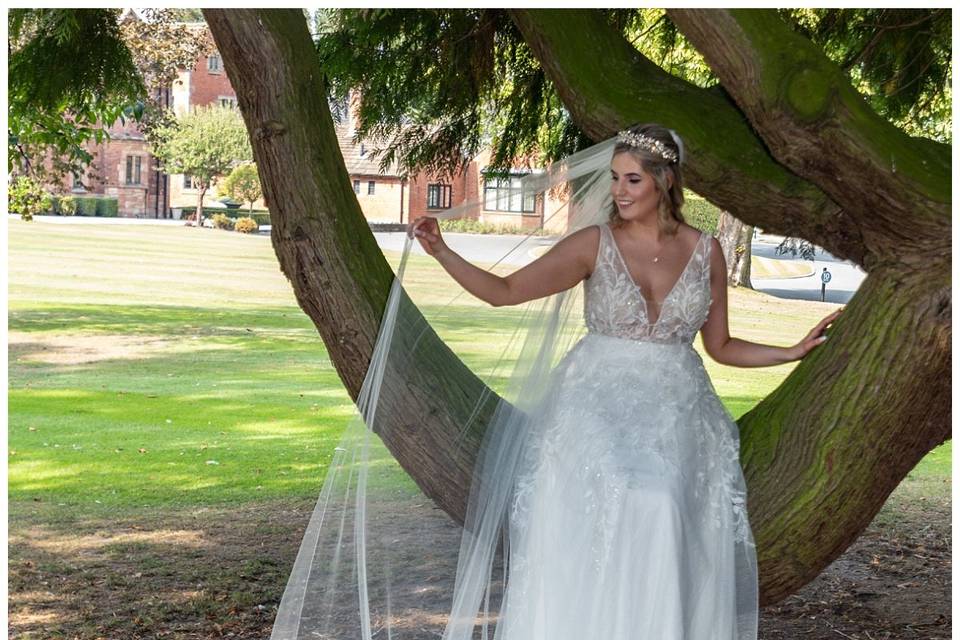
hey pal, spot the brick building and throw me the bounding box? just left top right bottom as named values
left=59, top=19, right=572, bottom=232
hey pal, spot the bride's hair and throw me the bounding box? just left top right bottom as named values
left=608, top=122, right=686, bottom=234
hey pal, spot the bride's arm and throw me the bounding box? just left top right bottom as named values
left=700, top=237, right=842, bottom=367
left=409, top=217, right=598, bottom=307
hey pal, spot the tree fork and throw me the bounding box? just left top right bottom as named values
left=510, top=8, right=950, bottom=604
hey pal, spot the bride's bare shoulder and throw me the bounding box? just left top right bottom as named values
left=557, top=224, right=603, bottom=276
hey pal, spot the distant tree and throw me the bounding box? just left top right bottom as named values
left=221, top=162, right=262, bottom=214
left=167, top=9, right=205, bottom=23
left=149, top=104, right=252, bottom=226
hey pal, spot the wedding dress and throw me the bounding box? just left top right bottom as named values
left=491, top=222, right=758, bottom=639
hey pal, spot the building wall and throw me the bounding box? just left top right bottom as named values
left=189, top=52, right=236, bottom=109
left=351, top=176, right=405, bottom=223
left=407, top=166, right=475, bottom=223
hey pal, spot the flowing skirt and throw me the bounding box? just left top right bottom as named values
left=497, top=333, right=758, bottom=640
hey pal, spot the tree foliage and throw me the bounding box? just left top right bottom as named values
left=7, top=9, right=215, bottom=186
left=316, top=8, right=950, bottom=181
left=221, top=162, right=263, bottom=214
left=783, top=8, right=951, bottom=141
left=149, top=104, right=252, bottom=220
left=8, top=9, right=145, bottom=182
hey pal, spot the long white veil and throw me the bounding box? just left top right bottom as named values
left=267, top=132, right=757, bottom=639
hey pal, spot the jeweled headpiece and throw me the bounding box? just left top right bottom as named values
left=616, top=130, right=679, bottom=164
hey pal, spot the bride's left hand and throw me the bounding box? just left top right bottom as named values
left=789, top=307, right=844, bottom=360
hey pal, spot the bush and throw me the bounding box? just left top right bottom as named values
left=180, top=207, right=269, bottom=226
left=8, top=177, right=51, bottom=221
left=75, top=196, right=99, bottom=216
left=233, top=216, right=259, bottom=233
left=437, top=218, right=550, bottom=236
left=99, top=198, right=119, bottom=217
left=59, top=195, right=77, bottom=216
left=211, top=213, right=235, bottom=230
left=681, top=194, right=721, bottom=236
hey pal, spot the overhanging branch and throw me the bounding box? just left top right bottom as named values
left=667, top=9, right=950, bottom=261
left=508, top=8, right=866, bottom=266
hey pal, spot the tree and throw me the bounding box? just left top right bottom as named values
left=149, top=104, right=252, bottom=226
left=220, top=162, right=262, bottom=215
left=202, top=9, right=949, bottom=607
left=12, top=9, right=950, bottom=606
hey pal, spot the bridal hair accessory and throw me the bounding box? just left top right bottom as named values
left=617, top=129, right=679, bottom=164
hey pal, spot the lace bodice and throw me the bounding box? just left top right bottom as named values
left=584, top=223, right=712, bottom=344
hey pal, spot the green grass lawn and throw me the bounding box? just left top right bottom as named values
left=8, top=220, right=950, bottom=514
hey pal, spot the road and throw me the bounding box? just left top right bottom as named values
left=376, top=230, right=864, bottom=305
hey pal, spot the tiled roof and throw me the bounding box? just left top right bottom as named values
left=335, top=122, right=401, bottom=178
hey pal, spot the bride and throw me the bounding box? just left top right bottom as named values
left=268, top=123, right=841, bottom=640
left=406, top=123, right=841, bottom=640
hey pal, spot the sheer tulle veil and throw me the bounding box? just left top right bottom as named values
left=267, top=129, right=757, bottom=639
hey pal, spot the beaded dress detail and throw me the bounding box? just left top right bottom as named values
left=497, top=223, right=759, bottom=640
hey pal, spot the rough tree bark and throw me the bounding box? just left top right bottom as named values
left=205, top=9, right=950, bottom=605
left=509, top=9, right=950, bottom=603
left=203, top=10, right=496, bottom=522
left=716, top=211, right=753, bottom=288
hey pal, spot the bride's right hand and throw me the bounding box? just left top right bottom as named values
left=407, top=216, right=449, bottom=258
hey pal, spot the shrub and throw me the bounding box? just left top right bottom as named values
left=233, top=216, right=259, bottom=233
left=211, top=213, right=235, bottom=230
left=75, top=196, right=99, bottom=216
left=180, top=207, right=269, bottom=225
left=8, top=177, right=51, bottom=221
left=437, top=218, right=549, bottom=236
left=59, top=195, right=77, bottom=216
left=99, top=198, right=119, bottom=217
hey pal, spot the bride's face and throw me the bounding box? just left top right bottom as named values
left=610, top=152, right=663, bottom=222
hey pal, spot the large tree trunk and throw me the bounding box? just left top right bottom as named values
left=509, top=9, right=950, bottom=604
left=204, top=10, right=497, bottom=522
left=206, top=9, right=950, bottom=606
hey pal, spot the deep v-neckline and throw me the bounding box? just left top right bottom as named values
left=606, top=223, right=705, bottom=326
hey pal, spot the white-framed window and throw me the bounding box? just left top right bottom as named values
left=218, top=95, right=238, bottom=109
left=125, top=156, right=142, bottom=185
left=353, top=179, right=360, bottom=194
left=426, top=183, right=452, bottom=209
left=367, top=181, right=376, bottom=195
left=183, top=174, right=196, bottom=190
left=482, top=174, right=535, bottom=213
left=207, top=54, right=222, bottom=73
left=72, top=172, right=85, bottom=191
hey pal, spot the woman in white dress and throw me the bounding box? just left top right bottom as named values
left=406, top=123, right=841, bottom=640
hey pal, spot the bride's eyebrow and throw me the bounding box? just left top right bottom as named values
left=610, top=170, right=642, bottom=177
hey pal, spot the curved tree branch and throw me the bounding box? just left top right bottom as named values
left=510, top=8, right=951, bottom=605
left=508, top=8, right=867, bottom=266
left=666, top=9, right=950, bottom=269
